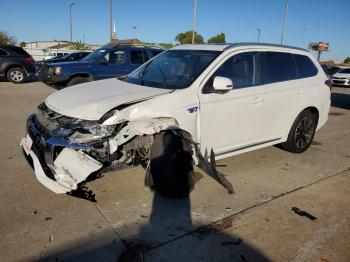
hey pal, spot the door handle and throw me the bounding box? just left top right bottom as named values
left=252, top=97, right=265, bottom=104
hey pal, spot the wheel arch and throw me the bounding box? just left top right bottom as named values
left=68, top=73, right=92, bottom=82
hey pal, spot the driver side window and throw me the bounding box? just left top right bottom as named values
left=204, top=52, right=260, bottom=93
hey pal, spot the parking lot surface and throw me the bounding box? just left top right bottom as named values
left=0, top=81, right=349, bottom=262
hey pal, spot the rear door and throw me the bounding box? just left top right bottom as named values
left=93, top=50, right=127, bottom=80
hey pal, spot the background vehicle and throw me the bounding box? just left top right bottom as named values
left=331, top=68, right=350, bottom=87
left=0, top=45, right=36, bottom=83
left=35, top=52, right=90, bottom=71
left=38, top=44, right=163, bottom=88
left=21, top=43, right=330, bottom=200
left=42, top=52, right=69, bottom=60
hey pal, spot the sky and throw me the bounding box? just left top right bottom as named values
left=0, top=0, right=349, bottom=61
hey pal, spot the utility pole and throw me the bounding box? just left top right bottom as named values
left=192, top=0, right=197, bottom=44
left=280, top=0, right=289, bottom=45
left=109, top=0, right=113, bottom=42
left=256, top=28, right=261, bottom=43
left=69, top=1, right=74, bottom=42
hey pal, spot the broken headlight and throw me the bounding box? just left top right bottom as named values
left=68, top=124, right=115, bottom=143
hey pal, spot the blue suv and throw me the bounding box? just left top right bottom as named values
left=38, top=44, right=163, bottom=88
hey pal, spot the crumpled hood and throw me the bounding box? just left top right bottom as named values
left=45, top=78, right=172, bottom=120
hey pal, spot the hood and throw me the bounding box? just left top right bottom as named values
left=333, top=72, right=350, bottom=78
left=48, top=60, right=92, bottom=67
left=45, top=78, right=172, bottom=120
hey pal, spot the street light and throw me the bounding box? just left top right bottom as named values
left=256, top=28, right=261, bottom=43
left=280, top=0, right=289, bottom=45
left=192, top=0, right=197, bottom=44
left=109, top=0, right=112, bottom=42
left=69, top=1, right=74, bottom=42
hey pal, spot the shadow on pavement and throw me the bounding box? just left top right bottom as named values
left=38, top=193, right=270, bottom=262
left=331, top=92, right=350, bottom=110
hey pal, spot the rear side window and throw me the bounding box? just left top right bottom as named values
left=152, top=50, right=162, bottom=56
left=293, top=54, right=318, bottom=78
left=5, top=46, right=29, bottom=56
left=130, top=50, right=147, bottom=64
left=0, top=48, right=7, bottom=56
left=262, top=52, right=297, bottom=84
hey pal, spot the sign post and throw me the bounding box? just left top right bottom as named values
left=308, top=42, right=329, bottom=61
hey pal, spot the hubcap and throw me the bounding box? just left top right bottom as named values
left=10, top=71, right=24, bottom=82
left=295, top=117, right=314, bottom=149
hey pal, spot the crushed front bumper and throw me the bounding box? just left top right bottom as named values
left=20, top=114, right=103, bottom=194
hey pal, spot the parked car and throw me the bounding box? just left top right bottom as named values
left=331, top=67, right=350, bottom=87
left=0, top=45, right=36, bottom=83
left=38, top=44, right=163, bottom=88
left=21, top=43, right=331, bottom=201
left=35, top=51, right=91, bottom=71
left=43, top=52, right=69, bottom=60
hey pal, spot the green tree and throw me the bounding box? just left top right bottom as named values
left=0, top=31, right=16, bottom=45
left=344, top=57, right=350, bottom=63
left=159, top=43, right=174, bottom=49
left=69, top=41, right=91, bottom=50
left=175, top=31, right=204, bottom=44
left=19, top=41, right=26, bottom=47
left=207, top=33, right=226, bottom=43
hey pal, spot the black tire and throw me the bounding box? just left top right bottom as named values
left=67, top=76, right=90, bottom=87
left=150, top=131, right=194, bottom=198
left=281, top=110, right=317, bottom=153
left=6, top=67, right=26, bottom=83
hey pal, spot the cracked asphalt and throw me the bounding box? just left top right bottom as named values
left=0, top=81, right=349, bottom=262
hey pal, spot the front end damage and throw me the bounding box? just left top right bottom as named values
left=20, top=104, right=233, bottom=201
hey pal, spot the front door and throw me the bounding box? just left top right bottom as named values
left=93, top=50, right=127, bottom=80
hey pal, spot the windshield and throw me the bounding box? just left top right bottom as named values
left=82, top=49, right=107, bottom=62
left=124, top=50, right=221, bottom=89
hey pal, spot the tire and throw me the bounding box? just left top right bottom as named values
left=6, top=67, right=26, bottom=83
left=150, top=131, right=194, bottom=198
left=67, top=76, right=90, bottom=87
left=281, top=110, right=317, bottom=153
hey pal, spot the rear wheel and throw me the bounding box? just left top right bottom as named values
left=150, top=131, right=194, bottom=198
left=67, top=76, right=90, bottom=87
left=281, top=110, right=316, bottom=153
left=7, top=67, right=26, bottom=83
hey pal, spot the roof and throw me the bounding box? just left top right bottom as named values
left=171, top=42, right=309, bottom=53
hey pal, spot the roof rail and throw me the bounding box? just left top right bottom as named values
left=223, top=42, right=309, bottom=52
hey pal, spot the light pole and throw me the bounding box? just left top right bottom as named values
left=280, top=0, right=289, bottom=45
left=192, top=0, right=197, bottom=44
left=256, top=28, right=261, bottom=43
left=109, top=0, right=112, bottom=42
left=69, top=1, right=74, bottom=42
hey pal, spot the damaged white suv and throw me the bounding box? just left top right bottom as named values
left=21, top=43, right=331, bottom=201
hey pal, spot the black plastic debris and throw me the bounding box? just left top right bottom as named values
left=291, top=207, right=317, bottom=220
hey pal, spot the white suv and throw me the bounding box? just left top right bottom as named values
left=331, top=67, right=350, bottom=87
left=20, top=43, right=331, bottom=200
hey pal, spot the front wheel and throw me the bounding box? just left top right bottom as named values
left=149, top=131, right=194, bottom=198
left=281, top=110, right=317, bottom=153
left=7, top=67, right=26, bottom=83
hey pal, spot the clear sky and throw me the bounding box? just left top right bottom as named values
left=1, top=0, right=349, bottom=61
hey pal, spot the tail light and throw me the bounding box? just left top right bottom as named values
left=24, top=56, right=34, bottom=64
left=325, top=79, right=332, bottom=91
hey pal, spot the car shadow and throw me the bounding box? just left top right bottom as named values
left=38, top=132, right=270, bottom=262
left=331, top=92, right=350, bottom=110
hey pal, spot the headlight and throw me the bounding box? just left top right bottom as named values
left=53, top=67, right=61, bottom=75
left=68, top=124, right=115, bottom=143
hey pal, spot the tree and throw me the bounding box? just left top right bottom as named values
left=69, top=41, right=91, bottom=50
left=0, top=31, right=16, bottom=45
left=175, top=31, right=204, bottom=44
left=207, top=33, right=226, bottom=44
left=159, top=43, right=173, bottom=49
left=344, top=57, right=350, bottom=64
left=19, top=41, right=26, bottom=47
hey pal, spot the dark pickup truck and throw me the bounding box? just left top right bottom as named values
left=38, top=44, right=163, bottom=88
left=0, top=45, right=36, bottom=83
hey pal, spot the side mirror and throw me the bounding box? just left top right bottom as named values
left=212, top=76, right=233, bottom=92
